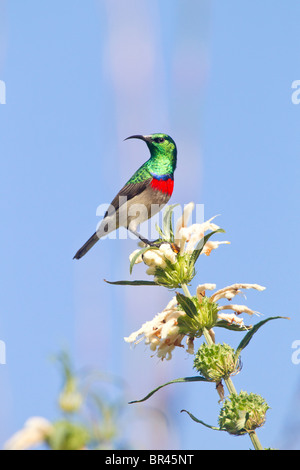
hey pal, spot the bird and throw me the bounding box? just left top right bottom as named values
left=73, top=133, right=177, bottom=260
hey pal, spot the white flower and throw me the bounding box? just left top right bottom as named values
left=202, top=240, right=230, bottom=256
left=217, top=312, right=245, bottom=327
left=124, top=297, right=193, bottom=361
left=4, top=417, right=53, bottom=450
left=128, top=203, right=229, bottom=278
left=125, top=283, right=265, bottom=360
left=129, top=249, right=144, bottom=265
left=143, top=250, right=166, bottom=268
left=198, top=282, right=266, bottom=327
left=211, top=283, right=266, bottom=303
left=146, top=266, right=156, bottom=276
left=174, top=211, right=230, bottom=257
left=130, top=245, right=176, bottom=271
left=196, top=283, right=217, bottom=299
left=158, top=243, right=177, bottom=264
left=174, top=202, right=195, bottom=245
left=218, top=304, right=260, bottom=317
left=186, top=336, right=195, bottom=355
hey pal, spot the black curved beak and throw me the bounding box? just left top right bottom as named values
left=124, top=135, right=151, bottom=142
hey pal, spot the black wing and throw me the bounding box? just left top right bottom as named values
left=104, top=179, right=152, bottom=218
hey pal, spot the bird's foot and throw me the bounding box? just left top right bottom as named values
left=141, top=237, right=180, bottom=254
left=150, top=240, right=180, bottom=254
left=128, top=229, right=179, bottom=253
left=128, top=228, right=180, bottom=254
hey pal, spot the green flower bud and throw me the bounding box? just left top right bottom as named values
left=47, top=421, right=90, bottom=450
left=58, top=378, right=83, bottom=413
left=177, top=296, right=218, bottom=338
left=193, top=343, right=240, bottom=381
left=218, top=391, right=270, bottom=435
left=154, top=253, right=195, bottom=289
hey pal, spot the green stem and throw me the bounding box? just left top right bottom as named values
left=224, top=377, right=237, bottom=396
left=248, top=432, right=264, bottom=451
left=181, top=283, right=192, bottom=298
left=202, top=327, right=214, bottom=346
left=181, top=282, right=264, bottom=451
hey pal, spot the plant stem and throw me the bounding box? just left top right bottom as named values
left=224, top=377, right=237, bottom=396
left=181, top=282, right=264, bottom=451
left=202, top=327, right=214, bottom=346
left=181, top=283, right=192, bottom=298
left=248, top=432, right=264, bottom=451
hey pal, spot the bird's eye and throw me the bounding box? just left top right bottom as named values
left=154, top=137, right=165, bottom=143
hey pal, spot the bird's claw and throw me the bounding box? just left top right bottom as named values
left=146, top=239, right=180, bottom=253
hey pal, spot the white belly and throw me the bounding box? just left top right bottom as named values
left=96, top=187, right=171, bottom=238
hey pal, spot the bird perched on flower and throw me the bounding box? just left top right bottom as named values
left=73, top=134, right=177, bottom=260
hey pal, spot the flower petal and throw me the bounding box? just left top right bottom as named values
left=174, top=202, right=195, bottom=243
left=177, top=227, right=190, bottom=254
left=129, top=249, right=144, bottom=265
left=196, top=284, right=216, bottom=303
left=218, top=304, right=260, bottom=316
left=202, top=240, right=230, bottom=256
left=217, top=312, right=245, bottom=326
left=124, top=299, right=189, bottom=360
left=158, top=243, right=177, bottom=264
left=211, top=283, right=266, bottom=302
left=4, top=417, right=53, bottom=450
left=143, top=250, right=166, bottom=268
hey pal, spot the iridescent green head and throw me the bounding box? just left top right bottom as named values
left=125, top=133, right=177, bottom=161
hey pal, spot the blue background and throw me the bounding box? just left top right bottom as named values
left=0, top=0, right=300, bottom=450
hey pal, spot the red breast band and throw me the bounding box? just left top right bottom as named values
left=150, top=178, right=174, bottom=196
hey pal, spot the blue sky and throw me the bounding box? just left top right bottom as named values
left=0, top=0, right=300, bottom=450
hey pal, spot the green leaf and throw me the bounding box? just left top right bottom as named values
left=155, top=223, right=165, bottom=240
left=163, top=204, right=178, bottom=241
left=181, top=410, right=222, bottom=431
left=214, top=320, right=252, bottom=332
left=235, top=316, right=289, bottom=362
left=129, top=246, right=158, bottom=274
left=129, top=376, right=209, bottom=404
left=190, top=229, right=225, bottom=266
left=176, top=292, right=198, bottom=318
left=104, top=279, right=158, bottom=286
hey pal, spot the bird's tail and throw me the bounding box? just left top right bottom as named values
left=73, top=232, right=99, bottom=260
